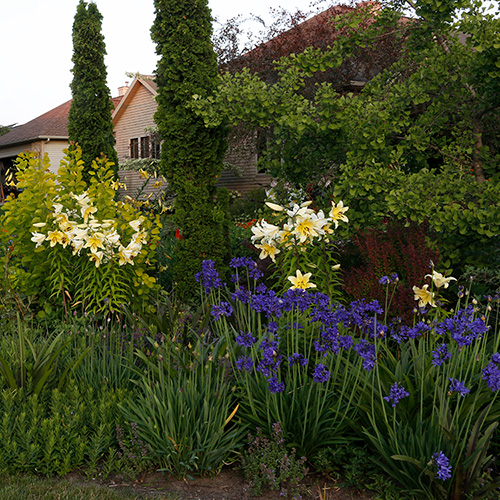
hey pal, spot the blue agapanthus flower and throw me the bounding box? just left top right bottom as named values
left=432, top=451, right=452, bottom=481
left=313, top=363, right=330, bottom=383
left=383, top=382, right=410, bottom=407
left=448, top=378, right=470, bottom=397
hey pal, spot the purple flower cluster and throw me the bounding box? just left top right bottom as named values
left=210, top=301, right=233, bottom=321
left=435, top=306, right=488, bottom=347
left=392, top=321, right=431, bottom=343
left=432, top=451, right=452, bottom=481
left=236, top=331, right=257, bottom=348
left=448, top=378, right=469, bottom=397
left=353, top=339, right=377, bottom=371
left=256, top=337, right=283, bottom=377
left=379, top=274, right=399, bottom=285
left=268, top=376, right=285, bottom=394
left=383, top=382, right=410, bottom=407
left=230, top=257, right=264, bottom=280
left=313, top=363, right=330, bottom=383
left=288, top=353, right=308, bottom=367
left=482, top=353, right=500, bottom=391
left=236, top=355, right=254, bottom=372
left=195, top=260, right=224, bottom=293
left=232, top=287, right=251, bottom=304
left=432, top=343, right=452, bottom=367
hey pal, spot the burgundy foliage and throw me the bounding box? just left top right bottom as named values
left=341, top=221, right=439, bottom=323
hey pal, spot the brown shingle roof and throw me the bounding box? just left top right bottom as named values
left=0, top=96, right=123, bottom=148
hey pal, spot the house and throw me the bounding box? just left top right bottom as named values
left=113, top=75, right=271, bottom=198
left=0, top=95, right=123, bottom=201
left=0, top=75, right=271, bottom=202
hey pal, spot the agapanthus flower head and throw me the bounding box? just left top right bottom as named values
left=195, top=260, right=224, bottom=293
left=267, top=376, right=285, bottom=394
left=288, top=353, right=308, bottom=367
left=354, top=339, right=377, bottom=371
left=431, top=451, right=452, bottom=481
left=236, top=331, right=256, bottom=348
left=379, top=273, right=399, bottom=285
left=383, top=382, right=410, bottom=407
left=448, top=378, right=470, bottom=397
left=432, top=343, right=452, bottom=366
left=313, top=363, right=331, bottom=383
left=210, top=302, right=233, bottom=321
left=235, top=355, right=253, bottom=372
left=482, top=360, right=500, bottom=391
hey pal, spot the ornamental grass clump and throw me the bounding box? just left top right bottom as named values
left=0, top=147, right=162, bottom=316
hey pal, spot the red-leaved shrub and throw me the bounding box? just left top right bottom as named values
left=341, top=221, right=439, bottom=323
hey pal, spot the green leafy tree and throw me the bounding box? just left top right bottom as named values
left=68, top=0, right=118, bottom=178
left=193, top=0, right=500, bottom=271
left=152, top=0, right=230, bottom=298
left=0, top=125, right=10, bottom=137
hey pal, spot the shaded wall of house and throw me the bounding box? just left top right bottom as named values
left=118, top=136, right=272, bottom=201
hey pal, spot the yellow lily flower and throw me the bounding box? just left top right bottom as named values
left=329, top=200, right=349, bottom=228
left=288, top=270, right=317, bottom=290
left=255, top=242, right=281, bottom=262
left=89, top=251, right=104, bottom=268
left=31, top=232, right=46, bottom=248
left=46, top=230, right=64, bottom=247
left=413, top=284, right=437, bottom=308
left=84, top=232, right=105, bottom=254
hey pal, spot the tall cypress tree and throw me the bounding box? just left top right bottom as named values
left=152, top=0, right=230, bottom=297
left=68, top=0, right=118, bottom=176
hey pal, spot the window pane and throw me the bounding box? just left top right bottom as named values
left=130, top=138, right=139, bottom=159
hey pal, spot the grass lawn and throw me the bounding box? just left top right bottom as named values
left=0, top=475, right=178, bottom=500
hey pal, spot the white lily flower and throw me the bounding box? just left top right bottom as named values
left=425, top=270, right=457, bottom=289
left=31, top=232, right=46, bottom=247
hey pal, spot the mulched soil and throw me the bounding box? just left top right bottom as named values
left=67, top=467, right=376, bottom=500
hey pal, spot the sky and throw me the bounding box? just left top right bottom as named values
left=0, top=0, right=325, bottom=127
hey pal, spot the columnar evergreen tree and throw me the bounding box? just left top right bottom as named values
left=152, top=0, right=230, bottom=297
left=68, top=0, right=118, bottom=177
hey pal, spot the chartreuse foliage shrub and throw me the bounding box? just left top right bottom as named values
left=152, top=0, right=230, bottom=298
left=198, top=256, right=500, bottom=498
left=0, top=147, right=162, bottom=316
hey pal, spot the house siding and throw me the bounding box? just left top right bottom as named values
left=42, top=140, right=70, bottom=173
left=115, top=83, right=157, bottom=162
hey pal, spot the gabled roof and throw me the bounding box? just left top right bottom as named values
left=0, top=96, right=123, bottom=149
left=112, top=75, right=157, bottom=122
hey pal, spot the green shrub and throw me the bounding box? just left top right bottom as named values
left=0, top=383, right=130, bottom=476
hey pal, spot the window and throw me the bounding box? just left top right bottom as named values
left=140, top=136, right=150, bottom=159
left=130, top=138, right=139, bottom=159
